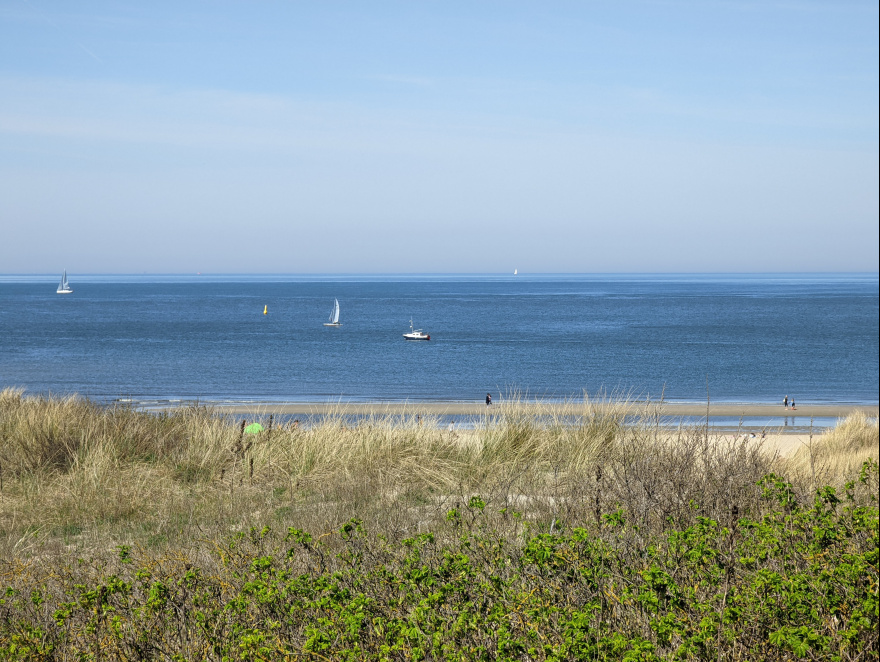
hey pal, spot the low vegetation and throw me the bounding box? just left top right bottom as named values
left=0, top=389, right=877, bottom=660
left=788, top=410, right=880, bottom=485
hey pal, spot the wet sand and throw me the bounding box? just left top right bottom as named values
left=209, top=401, right=876, bottom=420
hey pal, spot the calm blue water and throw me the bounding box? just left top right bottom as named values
left=1, top=274, right=877, bottom=405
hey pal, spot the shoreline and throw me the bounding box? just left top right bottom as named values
left=191, top=401, right=877, bottom=418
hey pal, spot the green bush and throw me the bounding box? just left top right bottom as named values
left=1, top=461, right=877, bottom=661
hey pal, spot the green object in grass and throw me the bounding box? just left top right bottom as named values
left=244, top=423, right=264, bottom=434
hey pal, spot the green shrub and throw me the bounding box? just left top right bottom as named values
left=1, top=461, right=876, bottom=661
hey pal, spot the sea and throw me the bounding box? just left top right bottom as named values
left=1, top=274, right=877, bottom=426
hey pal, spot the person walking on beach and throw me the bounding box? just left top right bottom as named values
left=486, top=393, right=492, bottom=406
left=790, top=398, right=795, bottom=410
left=783, top=395, right=788, bottom=409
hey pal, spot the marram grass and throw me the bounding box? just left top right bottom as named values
left=0, top=388, right=876, bottom=555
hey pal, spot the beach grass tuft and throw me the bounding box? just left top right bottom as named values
left=788, top=410, right=879, bottom=485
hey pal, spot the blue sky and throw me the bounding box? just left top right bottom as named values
left=1, top=1, right=877, bottom=273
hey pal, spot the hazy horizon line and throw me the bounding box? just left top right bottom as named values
left=3, top=271, right=877, bottom=281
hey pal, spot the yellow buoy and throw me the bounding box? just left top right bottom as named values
left=263, top=305, right=268, bottom=315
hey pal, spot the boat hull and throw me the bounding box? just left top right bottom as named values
left=323, top=323, right=342, bottom=327
left=56, top=289, right=73, bottom=294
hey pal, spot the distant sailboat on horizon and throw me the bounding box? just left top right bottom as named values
left=324, top=298, right=342, bottom=326
left=513, top=268, right=518, bottom=275
left=56, top=270, right=73, bottom=294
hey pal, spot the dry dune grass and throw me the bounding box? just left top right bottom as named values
left=0, top=388, right=874, bottom=559
left=787, top=410, right=879, bottom=486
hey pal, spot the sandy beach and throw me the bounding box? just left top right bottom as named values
left=209, top=400, right=876, bottom=419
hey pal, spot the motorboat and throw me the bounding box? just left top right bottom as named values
left=403, top=319, right=430, bottom=340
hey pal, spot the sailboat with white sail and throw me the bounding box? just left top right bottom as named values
left=56, top=270, right=73, bottom=294
left=323, top=298, right=342, bottom=326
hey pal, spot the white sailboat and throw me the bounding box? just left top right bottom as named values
left=513, top=268, right=518, bottom=275
left=323, top=298, right=342, bottom=326
left=403, top=319, right=430, bottom=341
left=56, top=270, right=73, bottom=294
